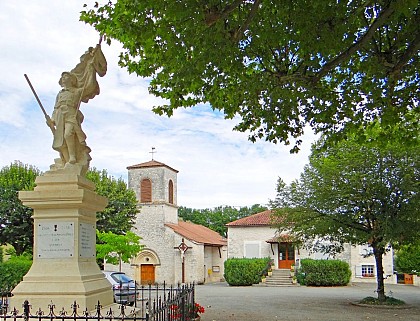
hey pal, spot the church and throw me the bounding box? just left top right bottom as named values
left=112, top=159, right=227, bottom=285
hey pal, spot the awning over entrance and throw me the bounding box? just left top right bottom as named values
left=266, top=234, right=293, bottom=243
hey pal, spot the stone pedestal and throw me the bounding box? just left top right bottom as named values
left=10, top=173, right=114, bottom=312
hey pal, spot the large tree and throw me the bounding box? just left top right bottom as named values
left=271, top=135, right=420, bottom=301
left=81, top=1, right=419, bottom=152
left=0, top=162, right=41, bottom=255
left=86, top=168, right=138, bottom=235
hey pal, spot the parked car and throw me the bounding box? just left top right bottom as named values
left=102, top=271, right=137, bottom=305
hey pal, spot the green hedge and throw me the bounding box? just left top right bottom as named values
left=0, top=256, right=32, bottom=290
left=299, top=259, right=351, bottom=286
left=224, top=257, right=270, bottom=286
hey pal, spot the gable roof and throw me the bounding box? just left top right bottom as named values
left=165, top=221, right=227, bottom=246
left=226, top=209, right=273, bottom=227
left=127, top=160, right=179, bottom=173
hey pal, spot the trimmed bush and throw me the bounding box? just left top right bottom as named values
left=224, top=257, right=270, bottom=286
left=299, top=259, right=351, bottom=286
left=0, top=255, right=32, bottom=290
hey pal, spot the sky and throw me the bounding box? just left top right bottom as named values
left=0, top=1, right=317, bottom=209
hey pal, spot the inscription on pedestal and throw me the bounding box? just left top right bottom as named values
left=79, top=222, right=95, bottom=258
left=37, top=222, right=74, bottom=258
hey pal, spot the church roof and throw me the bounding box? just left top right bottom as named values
left=226, top=209, right=274, bottom=227
left=127, top=160, right=179, bottom=173
left=165, top=221, right=227, bottom=246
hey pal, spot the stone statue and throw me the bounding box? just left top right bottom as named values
left=46, top=44, right=107, bottom=175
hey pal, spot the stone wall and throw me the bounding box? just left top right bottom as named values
left=227, top=226, right=277, bottom=263
left=204, top=245, right=227, bottom=282
left=128, top=165, right=178, bottom=207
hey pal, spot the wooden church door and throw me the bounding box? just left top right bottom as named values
left=140, top=264, right=155, bottom=285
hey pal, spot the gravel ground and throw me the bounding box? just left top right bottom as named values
left=195, top=282, right=420, bottom=321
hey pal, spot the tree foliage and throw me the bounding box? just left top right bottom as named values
left=394, top=244, right=420, bottom=275
left=0, top=164, right=138, bottom=257
left=0, top=162, right=41, bottom=255
left=86, top=168, right=138, bottom=234
left=178, top=204, right=267, bottom=237
left=81, top=1, right=419, bottom=152
left=96, top=230, right=143, bottom=271
left=0, top=254, right=32, bottom=290
left=271, top=135, right=420, bottom=300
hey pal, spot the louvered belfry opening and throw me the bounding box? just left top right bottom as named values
left=140, top=178, right=152, bottom=203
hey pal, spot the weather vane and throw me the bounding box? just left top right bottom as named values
left=150, top=147, right=157, bottom=160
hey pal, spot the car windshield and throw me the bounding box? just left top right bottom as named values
left=111, top=273, right=133, bottom=283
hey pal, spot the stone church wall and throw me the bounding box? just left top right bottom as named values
left=128, top=166, right=177, bottom=205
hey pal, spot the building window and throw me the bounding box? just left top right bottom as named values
left=140, top=179, right=152, bottom=203
left=362, top=265, right=375, bottom=277
left=168, top=180, right=174, bottom=204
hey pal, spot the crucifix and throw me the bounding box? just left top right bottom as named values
left=174, top=238, right=192, bottom=283
left=149, top=147, right=157, bottom=160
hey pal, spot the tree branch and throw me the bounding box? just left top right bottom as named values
left=204, top=0, right=245, bottom=26
left=389, top=30, right=420, bottom=81
left=233, top=0, right=261, bottom=41
left=312, top=2, right=396, bottom=82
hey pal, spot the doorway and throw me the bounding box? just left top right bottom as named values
left=140, top=264, right=155, bottom=285
left=278, top=242, right=295, bottom=269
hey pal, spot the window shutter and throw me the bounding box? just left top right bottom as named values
left=355, top=265, right=362, bottom=277
left=141, top=179, right=152, bottom=203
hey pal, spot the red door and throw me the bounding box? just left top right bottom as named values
left=141, top=264, right=155, bottom=285
left=278, top=242, right=295, bottom=269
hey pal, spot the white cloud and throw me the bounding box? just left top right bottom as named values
left=0, top=1, right=316, bottom=209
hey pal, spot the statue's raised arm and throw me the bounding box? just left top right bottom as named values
left=48, top=43, right=107, bottom=176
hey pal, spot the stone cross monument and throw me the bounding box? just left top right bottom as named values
left=11, top=42, right=113, bottom=311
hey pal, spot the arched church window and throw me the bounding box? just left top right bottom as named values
left=141, top=178, right=152, bottom=203
left=168, top=180, right=174, bottom=204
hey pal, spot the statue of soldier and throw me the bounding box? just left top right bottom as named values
left=46, top=44, right=107, bottom=175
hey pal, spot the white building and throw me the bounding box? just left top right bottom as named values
left=226, top=210, right=396, bottom=284
left=109, top=159, right=227, bottom=285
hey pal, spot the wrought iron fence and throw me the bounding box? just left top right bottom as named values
left=0, top=283, right=195, bottom=321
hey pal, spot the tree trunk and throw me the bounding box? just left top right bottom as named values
left=373, top=247, right=386, bottom=301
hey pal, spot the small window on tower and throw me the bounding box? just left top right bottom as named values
left=141, top=179, right=152, bottom=203
left=168, top=180, right=174, bottom=204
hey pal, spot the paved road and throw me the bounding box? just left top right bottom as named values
left=195, top=282, right=420, bottom=321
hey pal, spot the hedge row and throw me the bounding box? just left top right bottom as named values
left=0, top=256, right=32, bottom=290
left=299, top=258, right=351, bottom=286
left=224, top=257, right=270, bottom=286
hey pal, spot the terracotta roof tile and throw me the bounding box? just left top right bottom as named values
left=226, top=210, right=274, bottom=226
left=165, top=221, right=227, bottom=246
left=127, top=160, right=179, bottom=173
